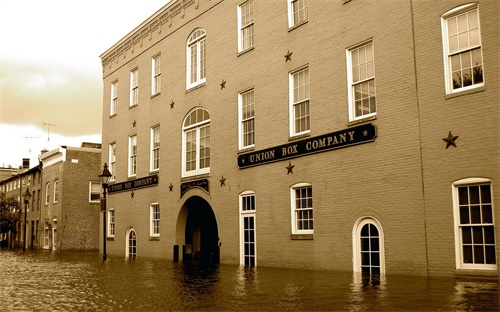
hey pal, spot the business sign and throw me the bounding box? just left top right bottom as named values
left=181, top=179, right=209, bottom=197
left=108, top=175, right=159, bottom=194
left=238, top=123, right=376, bottom=169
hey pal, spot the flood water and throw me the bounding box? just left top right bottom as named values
left=0, top=250, right=498, bottom=311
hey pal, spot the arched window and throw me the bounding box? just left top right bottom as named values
left=240, top=191, right=256, bottom=266
left=182, top=108, right=210, bottom=177
left=186, top=29, right=206, bottom=89
left=126, top=228, right=137, bottom=259
left=353, top=217, right=385, bottom=276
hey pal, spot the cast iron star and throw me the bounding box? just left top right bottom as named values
left=286, top=161, right=295, bottom=175
left=220, top=79, right=226, bottom=90
left=170, top=100, right=175, bottom=109
left=133, top=120, right=137, bottom=127
left=131, top=191, right=135, bottom=198
left=219, top=176, right=226, bottom=186
left=284, top=50, right=293, bottom=62
left=169, top=183, right=174, bottom=192
left=443, top=131, right=459, bottom=149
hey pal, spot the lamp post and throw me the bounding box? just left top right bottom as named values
left=98, top=163, right=112, bottom=261
left=22, top=188, right=32, bottom=252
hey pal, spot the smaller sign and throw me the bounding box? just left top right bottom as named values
left=180, top=179, right=209, bottom=197
left=108, top=175, right=159, bottom=194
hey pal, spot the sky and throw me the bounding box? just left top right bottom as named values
left=0, top=0, right=170, bottom=168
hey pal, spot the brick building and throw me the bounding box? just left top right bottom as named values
left=99, top=0, right=499, bottom=277
left=39, top=144, right=101, bottom=251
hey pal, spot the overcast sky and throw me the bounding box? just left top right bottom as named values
left=0, top=0, right=169, bottom=168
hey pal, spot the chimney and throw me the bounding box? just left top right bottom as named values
left=22, top=158, right=30, bottom=169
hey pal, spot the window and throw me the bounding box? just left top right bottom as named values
left=152, top=54, right=161, bottom=95
left=126, top=228, right=137, bottom=259
left=290, top=183, right=313, bottom=234
left=441, top=4, right=484, bottom=94
left=150, top=204, right=160, bottom=237
left=130, top=68, right=138, bottom=107
left=453, top=178, right=496, bottom=270
left=89, top=182, right=100, bottom=203
left=53, top=180, right=59, bottom=203
left=240, top=191, right=256, bottom=266
left=45, top=183, right=50, bottom=205
left=186, top=29, right=206, bottom=89
left=238, top=0, right=254, bottom=53
left=289, top=66, right=310, bottom=136
left=288, top=0, right=308, bottom=28
left=110, top=80, right=118, bottom=116
left=353, top=217, right=385, bottom=276
left=150, top=126, right=160, bottom=172
left=347, top=40, right=376, bottom=122
left=182, top=108, right=210, bottom=177
left=128, top=135, right=137, bottom=177
left=108, top=209, right=115, bottom=238
left=43, top=222, right=49, bottom=249
left=109, top=143, right=116, bottom=181
left=238, top=88, right=255, bottom=149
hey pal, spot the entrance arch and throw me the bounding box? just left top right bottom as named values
left=176, top=195, right=219, bottom=265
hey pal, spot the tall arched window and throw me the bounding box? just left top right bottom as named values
left=126, top=228, right=137, bottom=259
left=353, top=217, right=385, bottom=276
left=186, top=29, right=206, bottom=89
left=182, top=108, right=210, bottom=177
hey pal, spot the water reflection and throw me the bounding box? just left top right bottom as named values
left=0, top=250, right=498, bottom=311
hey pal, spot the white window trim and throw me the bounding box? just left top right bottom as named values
left=352, top=217, right=385, bottom=275
left=89, top=181, right=100, bottom=203
left=346, top=39, right=377, bottom=122
left=441, top=3, right=484, bottom=95
left=239, top=191, right=257, bottom=266
left=126, top=227, right=137, bottom=259
left=53, top=180, right=58, bottom=204
left=237, top=0, right=254, bottom=53
left=128, top=135, right=137, bottom=178
left=181, top=108, right=211, bottom=178
left=452, top=177, right=496, bottom=270
left=151, top=54, right=161, bottom=96
left=290, top=182, right=313, bottom=235
left=186, top=29, right=207, bottom=90
left=110, top=80, right=118, bottom=116
left=130, top=68, right=138, bottom=107
left=150, top=126, right=160, bottom=172
left=109, top=142, right=116, bottom=181
left=289, top=65, right=311, bottom=137
left=238, top=87, right=255, bottom=150
left=45, top=183, right=50, bottom=205
left=150, top=203, right=160, bottom=238
left=108, top=209, right=115, bottom=238
left=287, top=0, right=308, bottom=29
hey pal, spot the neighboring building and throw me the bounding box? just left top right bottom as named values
left=99, top=0, right=499, bottom=277
left=38, top=144, right=102, bottom=251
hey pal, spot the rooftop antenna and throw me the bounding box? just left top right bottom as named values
left=38, top=121, right=60, bottom=148
left=20, top=135, right=41, bottom=154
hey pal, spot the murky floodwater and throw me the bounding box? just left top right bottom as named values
left=0, top=250, right=498, bottom=311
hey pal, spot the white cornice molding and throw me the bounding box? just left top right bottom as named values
left=39, top=147, right=67, bottom=168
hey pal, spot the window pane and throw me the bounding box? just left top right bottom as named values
left=472, top=226, right=483, bottom=244
left=473, top=246, right=484, bottom=263
left=463, top=245, right=473, bottom=263
left=469, top=186, right=479, bottom=204
left=371, top=252, right=380, bottom=266
left=470, top=206, right=481, bottom=224
left=480, top=184, right=491, bottom=204
left=462, top=227, right=472, bottom=244
left=459, top=206, right=470, bottom=224
left=482, top=205, right=492, bottom=224
left=458, top=187, right=469, bottom=204
left=485, top=246, right=496, bottom=264
left=484, top=226, right=495, bottom=244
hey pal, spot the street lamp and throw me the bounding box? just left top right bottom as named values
left=22, top=188, right=32, bottom=252
left=98, top=163, right=112, bottom=261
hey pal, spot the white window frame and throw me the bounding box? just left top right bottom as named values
left=186, top=29, right=206, bottom=90
left=452, top=177, right=496, bottom=270
left=237, top=0, right=254, bottom=53
left=110, top=80, right=118, bottom=116
left=150, top=203, right=160, bottom=237
left=240, top=191, right=257, bottom=266
left=53, top=180, right=59, bottom=203
left=128, top=135, right=137, bottom=177
left=182, top=108, right=211, bottom=178
left=352, top=217, right=385, bottom=275
left=126, top=228, right=137, bottom=259
left=45, top=182, right=50, bottom=205
left=287, top=0, right=309, bottom=29
left=151, top=54, right=161, bottom=95
left=238, top=88, right=255, bottom=150
left=43, top=222, right=50, bottom=249
left=346, top=39, right=377, bottom=122
left=109, top=142, right=116, bottom=181
left=441, top=3, right=484, bottom=94
left=89, top=181, right=101, bottom=203
left=289, top=66, right=310, bottom=137
left=108, top=209, right=115, bottom=238
left=150, top=126, right=160, bottom=172
left=130, top=68, right=139, bottom=107
left=290, top=182, right=313, bottom=235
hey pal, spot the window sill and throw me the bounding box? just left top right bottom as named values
left=129, top=104, right=138, bottom=109
left=288, top=20, right=309, bottom=32
left=149, top=236, right=160, bottom=241
left=151, top=92, right=161, bottom=99
left=109, top=113, right=117, bottom=119
left=180, top=173, right=210, bottom=183
left=106, top=237, right=115, bottom=241
left=291, top=234, right=313, bottom=240
left=445, top=86, right=486, bottom=100
left=454, top=269, right=498, bottom=278
left=348, top=115, right=377, bottom=127
left=238, top=146, right=255, bottom=154
left=238, top=46, right=254, bottom=57
left=343, top=0, right=353, bottom=4
left=289, top=132, right=310, bottom=142
left=186, top=82, right=206, bottom=93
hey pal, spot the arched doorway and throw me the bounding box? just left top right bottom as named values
left=126, top=228, right=137, bottom=259
left=178, top=196, right=219, bottom=265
